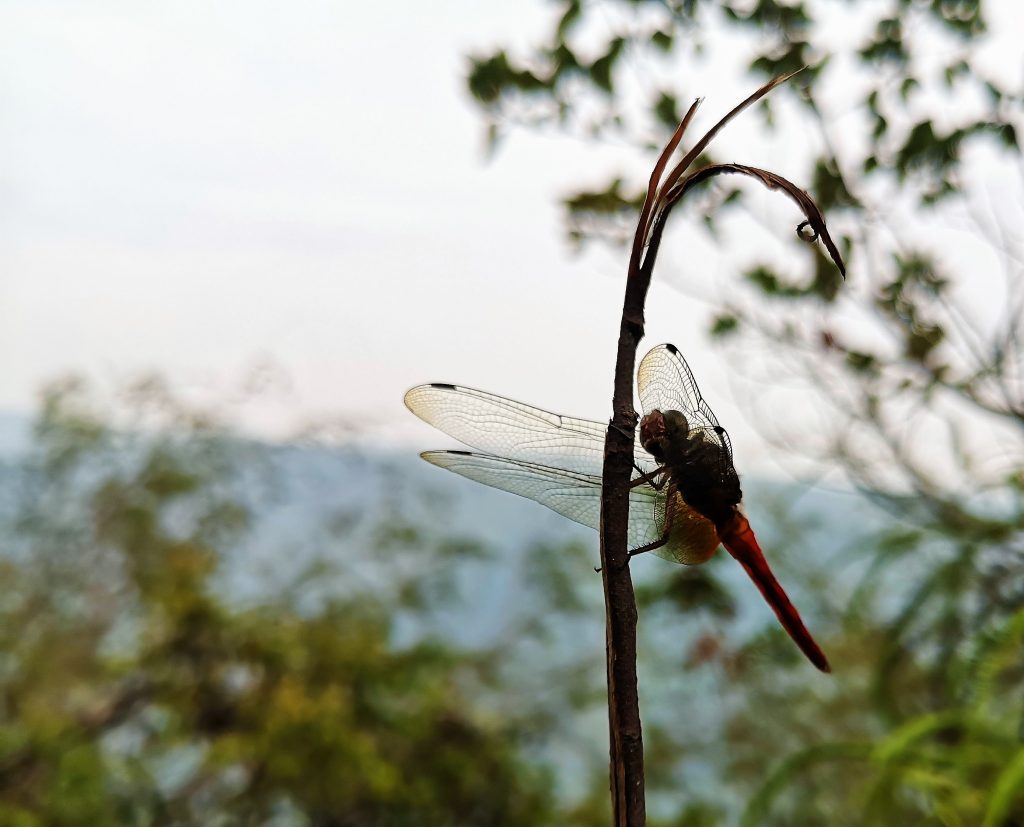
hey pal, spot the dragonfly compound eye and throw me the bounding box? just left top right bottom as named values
left=663, top=410, right=690, bottom=437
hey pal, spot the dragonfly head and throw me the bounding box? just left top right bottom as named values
left=639, top=409, right=690, bottom=460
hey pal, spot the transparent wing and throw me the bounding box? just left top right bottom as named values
left=421, top=450, right=665, bottom=551
left=636, top=343, right=734, bottom=462
left=405, top=384, right=659, bottom=477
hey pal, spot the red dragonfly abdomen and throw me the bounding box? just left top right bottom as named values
left=717, top=513, right=831, bottom=673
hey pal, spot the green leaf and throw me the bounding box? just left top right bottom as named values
left=710, top=313, right=740, bottom=337
left=997, top=122, right=1018, bottom=150
left=944, top=58, right=970, bottom=86
left=871, top=710, right=963, bottom=763
left=651, top=29, right=673, bottom=52
left=845, top=351, right=878, bottom=374
left=555, top=0, right=581, bottom=39
left=859, top=17, right=907, bottom=65
left=742, top=743, right=873, bottom=827
left=929, top=0, right=986, bottom=37
left=750, top=39, right=810, bottom=80
left=653, top=91, right=681, bottom=131
left=982, top=747, right=1024, bottom=827
left=589, top=36, right=625, bottom=93
left=899, top=76, right=919, bottom=100
left=466, top=51, right=549, bottom=106
left=746, top=264, right=783, bottom=295
left=811, top=157, right=859, bottom=210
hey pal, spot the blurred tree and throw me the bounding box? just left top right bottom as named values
left=466, top=1, right=1024, bottom=824
left=0, top=378, right=564, bottom=826
left=0, top=381, right=905, bottom=827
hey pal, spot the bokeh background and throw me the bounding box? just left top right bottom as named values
left=2, top=1, right=1024, bottom=824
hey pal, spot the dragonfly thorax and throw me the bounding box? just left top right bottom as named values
left=640, top=408, right=742, bottom=527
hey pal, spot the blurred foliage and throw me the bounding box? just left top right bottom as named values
left=463, top=0, right=1024, bottom=824
left=0, top=380, right=565, bottom=826
left=2, top=379, right=1022, bottom=825
left=466, top=0, right=1019, bottom=259
left=2, top=378, right=870, bottom=826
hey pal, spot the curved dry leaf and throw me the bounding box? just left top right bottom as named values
left=666, top=162, right=847, bottom=277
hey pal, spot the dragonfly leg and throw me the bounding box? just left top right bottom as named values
left=627, top=534, right=669, bottom=558
left=596, top=529, right=671, bottom=573
left=595, top=480, right=675, bottom=572
left=630, top=464, right=667, bottom=490
left=627, top=481, right=677, bottom=559
left=594, top=552, right=628, bottom=574
left=610, top=422, right=636, bottom=441
left=595, top=529, right=671, bottom=573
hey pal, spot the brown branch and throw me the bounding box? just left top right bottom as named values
left=599, top=74, right=845, bottom=826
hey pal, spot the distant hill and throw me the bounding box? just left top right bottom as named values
left=0, top=407, right=891, bottom=644
left=0, top=411, right=31, bottom=457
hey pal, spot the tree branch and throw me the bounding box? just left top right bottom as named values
left=598, top=73, right=844, bottom=826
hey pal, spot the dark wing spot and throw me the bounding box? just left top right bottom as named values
left=449, top=450, right=472, bottom=456
left=665, top=343, right=679, bottom=355
left=430, top=383, right=457, bottom=390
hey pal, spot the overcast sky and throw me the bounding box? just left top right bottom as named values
left=2, top=1, right=1021, bottom=476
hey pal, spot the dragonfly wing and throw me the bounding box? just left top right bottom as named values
left=637, top=343, right=720, bottom=426
left=406, top=384, right=658, bottom=477
left=637, top=344, right=734, bottom=461
left=421, top=450, right=666, bottom=551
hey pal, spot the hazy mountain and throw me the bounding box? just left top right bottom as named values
left=0, top=407, right=892, bottom=647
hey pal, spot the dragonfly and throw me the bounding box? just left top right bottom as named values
left=404, top=344, right=830, bottom=672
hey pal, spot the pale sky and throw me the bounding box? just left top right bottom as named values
left=2, top=1, right=1021, bottom=476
